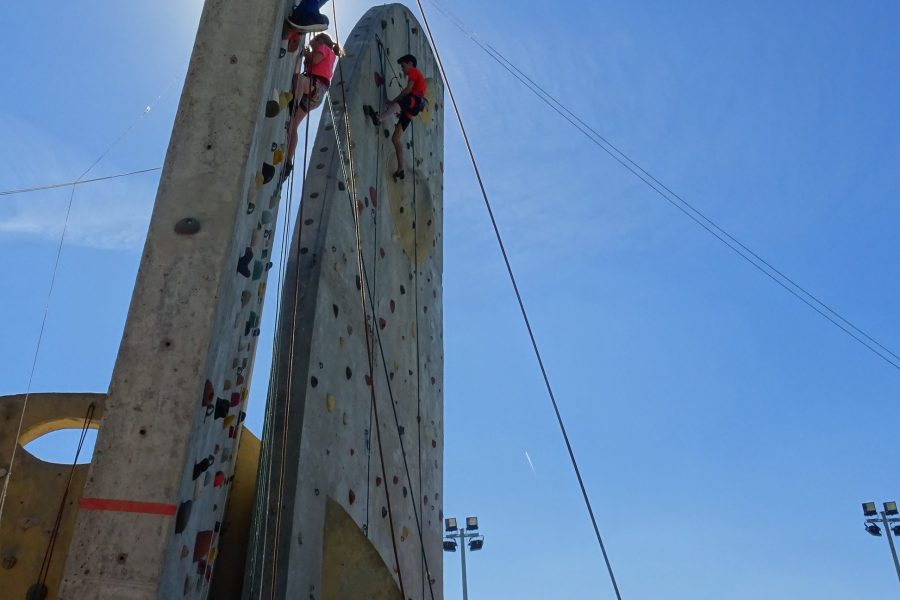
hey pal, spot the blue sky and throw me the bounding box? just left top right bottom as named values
left=2, top=1, right=899, bottom=598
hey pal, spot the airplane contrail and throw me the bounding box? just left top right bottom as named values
left=524, top=451, right=537, bottom=476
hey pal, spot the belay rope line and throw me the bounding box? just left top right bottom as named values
left=328, top=6, right=436, bottom=598
left=322, top=17, right=438, bottom=596
left=248, top=36, right=315, bottom=594
left=325, top=93, right=407, bottom=598
left=35, top=402, right=96, bottom=596
left=405, top=19, right=428, bottom=600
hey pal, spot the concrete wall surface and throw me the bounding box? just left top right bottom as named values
left=58, top=0, right=306, bottom=597
left=244, top=5, right=445, bottom=600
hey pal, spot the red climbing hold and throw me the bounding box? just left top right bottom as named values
left=349, top=489, right=356, bottom=505
left=193, top=530, right=214, bottom=562
left=369, top=186, right=378, bottom=207
left=390, top=299, right=396, bottom=313
left=374, top=72, right=384, bottom=87
left=379, top=318, right=386, bottom=330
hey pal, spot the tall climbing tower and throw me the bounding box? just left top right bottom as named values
left=0, top=2, right=443, bottom=599
left=53, top=0, right=327, bottom=597
left=245, top=5, right=445, bottom=599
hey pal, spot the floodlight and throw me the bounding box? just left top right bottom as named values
left=866, top=524, right=882, bottom=537
left=466, top=516, right=479, bottom=531
left=445, top=518, right=458, bottom=532
left=893, top=526, right=900, bottom=537
left=443, top=540, right=458, bottom=552
left=469, top=537, right=484, bottom=551
left=884, top=501, right=898, bottom=516
left=863, top=502, right=878, bottom=517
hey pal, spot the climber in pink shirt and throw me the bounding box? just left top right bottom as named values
left=284, top=33, right=343, bottom=179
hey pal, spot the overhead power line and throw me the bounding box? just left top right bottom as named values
left=414, top=2, right=625, bottom=598
left=427, top=0, right=900, bottom=372
left=0, top=167, right=162, bottom=197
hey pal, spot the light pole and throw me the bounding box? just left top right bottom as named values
left=443, top=516, right=485, bottom=600
left=862, top=501, right=900, bottom=586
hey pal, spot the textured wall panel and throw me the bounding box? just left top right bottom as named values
left=245, top=5, right=445, bottom=599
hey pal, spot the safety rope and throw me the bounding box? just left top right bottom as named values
left=326, top=94, right=407, bottom=599
left=265, top=56, right=315, bottom=598
left=326, top=12, right=406, bottom=594
left=405, top=18, right=427, bottom=600
left=35, top=403, right=96, bottom=595
left=347, top=32, right=437, bottom=600
left=412, top=2, right=626, bottom=597
left=0, top=80, right=176, bottom=529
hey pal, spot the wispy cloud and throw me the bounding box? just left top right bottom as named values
left=0, top=115, right=157, bottom=251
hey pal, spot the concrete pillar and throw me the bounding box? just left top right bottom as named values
left=244, top=5, right=445, bottom=599
left=59, top=0, right=304, bottom=597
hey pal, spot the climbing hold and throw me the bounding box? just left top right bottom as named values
left=348, top=489, right=356, bottom=505
left=192, top=455, right=215, bottom=480
left=25, top=583, right=48, bottom=600
left=326, top=394, right=336, bottom=413
left=192, top=531, right=214, bottom=563
left=261, top=163, right=276, bottom=184
left=174, top=218, right=201, bottom=235
left=175, top=500, right=193, bottom=534
left=237, top=247, right=253, bottom=277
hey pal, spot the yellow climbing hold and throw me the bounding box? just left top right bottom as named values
left=326, top=394, right=337, bottom=413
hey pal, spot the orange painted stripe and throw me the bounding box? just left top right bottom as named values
left=79, top=497, right=176, bottom=516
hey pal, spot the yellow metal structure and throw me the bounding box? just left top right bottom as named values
left=0, top=393, right=260, bottom=599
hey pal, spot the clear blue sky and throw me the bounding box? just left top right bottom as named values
left=2, top=1, right=899, bottom=598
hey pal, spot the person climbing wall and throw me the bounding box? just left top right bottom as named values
left=286, top=0, right=331, bottom=32
left=283, top=33, right=344, bottom=180
left=364, top=54, right=427, bottom=180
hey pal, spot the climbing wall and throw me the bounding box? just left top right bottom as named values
left=244, top=5, right=445, bottom=600
left=59, top=0, right=307, bottom=598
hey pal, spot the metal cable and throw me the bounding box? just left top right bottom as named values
left=413, top=2, right=626, bottom=597
left=426, top=0, right=900, bottom=372
left=0, top=84, right=174, bottom=528
left=0, top=167, right=162, bottom=197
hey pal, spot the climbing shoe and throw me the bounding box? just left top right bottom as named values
left=363, top=104, right=381, bottom=127
left=392, top=169, right=405, bottom=181
left=286, top=9, right=329, bottom=33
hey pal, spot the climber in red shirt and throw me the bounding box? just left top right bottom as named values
left=365, top=54, right=427, bottom=181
